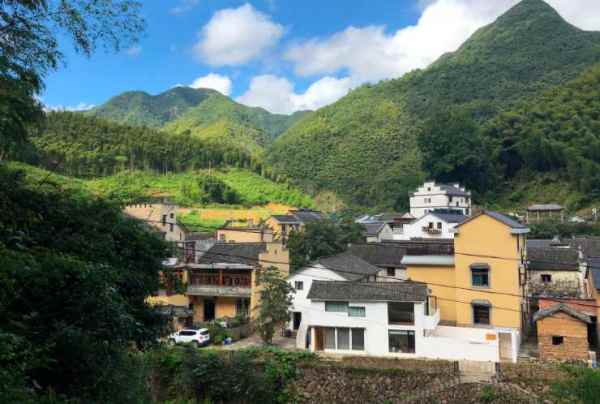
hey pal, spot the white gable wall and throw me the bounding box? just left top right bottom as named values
left=409, top=182, right=471, bottom=218
left=393, top=213, right=459, bottom=240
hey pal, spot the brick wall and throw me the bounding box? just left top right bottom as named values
left=537, top=312, right=589, bottom=361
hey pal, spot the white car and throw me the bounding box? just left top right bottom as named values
left=168, top=328, right=210, bottom=347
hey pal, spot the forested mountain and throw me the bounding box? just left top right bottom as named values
left=26, top=112, right=266, bottom=177
left=88, top=86, right=309, bottom=139
left=268, top=0, right=600, bottom=210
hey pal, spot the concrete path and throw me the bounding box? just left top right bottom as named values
left=218, top=332, right=297, bottom=350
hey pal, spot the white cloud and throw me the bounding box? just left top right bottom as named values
left=189, top=73, right=232, bottom=95
left=45, top=102, right=96, bottom=112
left=236, top=75, right=354, bottom=114
left=125, top=45, right=142, bottom=57
left=285, top=0, right=600, bottom=83
left=193, top=3, right=284, bottom=66
left=170, top=0, right=199, bottom=15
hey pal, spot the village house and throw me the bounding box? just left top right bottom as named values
left=362, top=222, right=393, bottom=243
left=348, top=243, right=407, bottom=281
left=534, top=299, right=596, bottom=362
left=287, top=252, right=381, bottom=334
left=392, top=209, right=468, bottom=241
left=526, top=203, right=565, bottom=223
left=183, top=241, right=289, bottom=323
left=409, top=181, right=471, bottom=218
left=124, top=202, right=187, bottom=242
left=402, top=211, right=528, bottom=361
left=215, top=220, right=274, bottom=243
left=265, top=208, right=325, bottom=242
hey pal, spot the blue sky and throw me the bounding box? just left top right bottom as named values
left=43, top=0, right=600, bottom=114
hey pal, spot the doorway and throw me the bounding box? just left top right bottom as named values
left=293, top=312, right=302, bottom=330
left=204, top=299, right=215, bottom=321
left=499, top=332, right=513, bottom=361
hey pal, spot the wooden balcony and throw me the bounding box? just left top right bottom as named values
left=187, top=272, right=251, bottom=297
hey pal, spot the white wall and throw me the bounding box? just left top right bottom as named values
left=301, top=298, right=509, bottom=362
left=392, top=213, right=458, bottom=241
left=287, top=264, right=346, bottom=330
left=409, top=182, right=471, bottom=218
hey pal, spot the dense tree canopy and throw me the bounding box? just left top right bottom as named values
left=0, top=0, right=144, bottom=157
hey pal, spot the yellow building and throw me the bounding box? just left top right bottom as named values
left=265, top=209, right=324, bottom=241
left=185, top=241, right=289, bottom=323
left=216, top=225, right=274, bottom=243
left=405, top=211, right=529, bottom=331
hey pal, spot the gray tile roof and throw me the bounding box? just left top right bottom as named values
left=307, top=280, right=428, bottom=302
left=528, top=204, right=564, bottom=212
left=317, top=252, right=381, bottom=281
left=362, top=222, right=385, bottom=237
left=485, top=211, right=528, bottom=229
left=348, top=243, right=406, bottom=268
left=271, top=215, right=301, bottom=224
left=291, top=209, right=325, bottom=223
left=588, top=257, right=600, bottom=291
left=198, top=242, right=266, bottom=266
left=429, top=212, right=468, bottom=224
left=533, top=303, right=592, bottom=324
left=438, top=183, right=470, bottom=197
left=527, top=247, right=579, bottom=271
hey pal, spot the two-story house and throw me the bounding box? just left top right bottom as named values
left=184, top=241, right=289, bottom=323
left=402, top=211, right=528, bottom=361
left=409, top=182, right=471, bottom=218
left=393, top=210, right=468, bottom=241
left=265, top=209, right=325, bottom=242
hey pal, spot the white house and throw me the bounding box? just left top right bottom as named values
left=287, top=252, right=380, bottom=333
left=299, top=280, right=513, bottom=362
left=393, top=211, right=468, bottom=241
left=409, top=182, right=471, bottom=218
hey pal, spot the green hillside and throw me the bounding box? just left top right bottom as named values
left=88, top=86, right=309, bottom=140
left=269, top=0, right=600, bottom=210
left=28, top=111, right=265, bottom=177
left=87, top=86, right=215, bottom=128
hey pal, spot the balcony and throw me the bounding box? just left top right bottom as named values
left=187, top=273, right=251, bottom=297
left=422, top=226, right=442, bottom=235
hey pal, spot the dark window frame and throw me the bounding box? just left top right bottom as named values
left=295, top=281, right=304, bottom=291
left=472, top=303, right=491, bottom=325
left=552, top=336, right=564, bottom=345
left=388, top=302, right=415, bottom=325
left=471, top=265, right=490, bottom=288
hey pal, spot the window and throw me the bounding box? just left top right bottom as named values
left=323, top=328, right=336, bottom=349
left=471, top=266, right=490, bottom=288
left=219, top=234, right=226, bottom=242
left=179, top=330, right=196, bottom=336
left=348, top=306, right=366, bottom=317
left=352, top=329, right=365, bottom=350
left=437, top=222, right=442, bottom=229
left=162, top=214, right=167, bottom=225
left=337, top=328, right=350, bottom=350
left=294, top=281, right=304, bottom=291
left=325, top=302, right=348, bottom=313
left=473, top=303, right=490, bottom=325
left=541, top=274, right=552, bottom=283
left=169, top=223, right=174, bottom=232
left=170, top=213, right=174, bottom=219
left=388, top=302, right=414, bottom=324
left=552, top=336, right=564, bottom=345
left=389, top=330, right=415, bottom=353
left=386, top=268, right=395, bottom=277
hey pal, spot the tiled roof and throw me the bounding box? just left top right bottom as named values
left=317, top=252, right=381, bottom=281
left=533, top=303, right=592, bottom=324
left=362, top=222, right=385, bottom=237
left=291, top=209, right=324, bottom=223
left=438, top=183, right=470, bottom=197
left=429, top=212, right=468, bottom=224
left=528, top=204, right=564, bottom=211
left=455, top=211, right=528, bottom=230
left=307, top=280, right=428, bottom=302
left=527, top=247, right=579, bottom=271
left=570, top=237, right=600, bottom=257
left=198, top=243, right=266, bottom=266
left=271, top=215, right=301, bottom=224
left=348, top=243, right=406, bottom=268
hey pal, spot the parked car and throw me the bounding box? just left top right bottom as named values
left=168, top=328, right=210, bottom=347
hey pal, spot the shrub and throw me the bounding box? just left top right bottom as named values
left=550, top=365, right=600, bottom=403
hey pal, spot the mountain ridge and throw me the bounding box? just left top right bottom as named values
left=268, top=0, right=600, bottom=210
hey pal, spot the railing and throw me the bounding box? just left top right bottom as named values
left=423, top=308, right=440, bottom=330
left=422, top=226, right=442, bottom=234
left=187, top=284, right=251, bottom=297
left=189, top=275, right=251, bottom=288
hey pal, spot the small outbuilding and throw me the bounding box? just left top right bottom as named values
left=526, top=204, right=565, bottom=223
left=533, top=301, right=593, bottom=361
